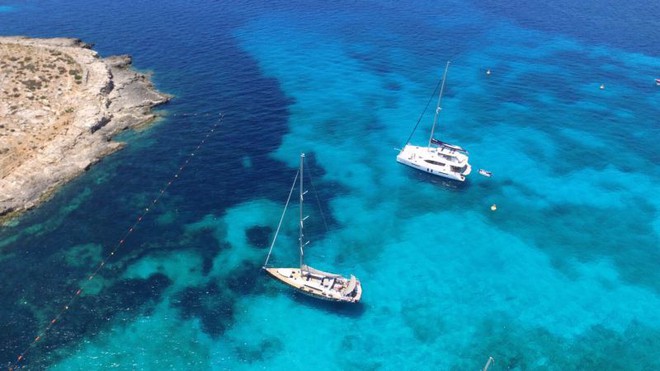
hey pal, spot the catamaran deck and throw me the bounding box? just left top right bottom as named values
left=397, top=144, right=471, bottom=181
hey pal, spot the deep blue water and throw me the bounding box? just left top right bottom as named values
left=1, top=1, right=659, bottom=369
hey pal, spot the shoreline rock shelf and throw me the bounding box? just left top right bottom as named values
left=0, top=36, right=171, bottom=221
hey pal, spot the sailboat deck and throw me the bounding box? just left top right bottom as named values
left=265, top=267, right=362, bottom=303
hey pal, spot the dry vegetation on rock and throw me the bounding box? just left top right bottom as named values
left=0, top=37, right=170, bottom=220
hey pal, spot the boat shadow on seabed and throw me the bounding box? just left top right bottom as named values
left=410, top=168, right=472, bottom=192
left=290, top=289, right=367, bottom=317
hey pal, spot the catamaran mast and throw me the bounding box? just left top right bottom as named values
left=427, top=61, right=450, bottom=148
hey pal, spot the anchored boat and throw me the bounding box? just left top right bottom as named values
left=263, top=153, right=362, bottom=303
left=396, top=61, right=472, bottom=181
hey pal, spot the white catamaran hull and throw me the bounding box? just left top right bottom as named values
left=397, top=144, right=472, bottom=182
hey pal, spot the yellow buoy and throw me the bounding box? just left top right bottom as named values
left=490, top=204, right=497, bottom=211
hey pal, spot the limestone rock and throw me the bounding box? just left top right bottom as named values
left=0, top=36, right=171, bottom=220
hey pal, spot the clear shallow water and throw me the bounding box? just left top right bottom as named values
left=1, top=0, right=659, bottom=369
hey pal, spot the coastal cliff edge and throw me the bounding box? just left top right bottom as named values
left=0, top=36, right=170, bottom=221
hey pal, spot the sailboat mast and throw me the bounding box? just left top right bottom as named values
left=428, top=61, right=450, bottom=148
left=299, top=153, right=305, bottom=268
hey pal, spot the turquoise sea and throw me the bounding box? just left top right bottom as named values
left=1, top=1, right=659, bottom=369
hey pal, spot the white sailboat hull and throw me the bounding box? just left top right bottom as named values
left=265, top=267, right=362, bottom=303
left=263, top=153, right=363, bottom=305
left=397, top=144, right=472, bottom=182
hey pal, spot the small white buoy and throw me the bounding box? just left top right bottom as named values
left=486, top=68, right=491, bottom=76
left=600, top=83, right=605, bottom=90
left=490, top=204, right=497, bottom=211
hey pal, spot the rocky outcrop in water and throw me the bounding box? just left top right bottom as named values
left=0, top=36, right=170, bottom=220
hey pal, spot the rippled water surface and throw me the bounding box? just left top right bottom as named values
left=1, top=0, right=659, bottom=369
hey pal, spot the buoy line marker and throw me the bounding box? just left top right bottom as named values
left=10, top=113, right=225, bottom=369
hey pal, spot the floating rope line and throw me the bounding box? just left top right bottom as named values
left=10, top=112, right=225, bottom=370
left=169, top=112, right=222, bottom=117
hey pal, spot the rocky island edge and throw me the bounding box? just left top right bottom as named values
left=0, top=36, right=171, bottom=222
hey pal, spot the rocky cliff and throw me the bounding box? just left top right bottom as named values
left=0, top=36, right=170, bottom=220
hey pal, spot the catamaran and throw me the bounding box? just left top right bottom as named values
left=396, top=61, right=472, bottom=181
left=263, top=153, right=362, bottom=303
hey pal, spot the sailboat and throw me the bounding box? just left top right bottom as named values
left=262, top=153, right=362, bottom=303
left=396, top=61, right=472, bottom=181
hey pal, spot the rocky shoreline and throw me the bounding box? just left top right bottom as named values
left=0, top=36, right=170, bottom=221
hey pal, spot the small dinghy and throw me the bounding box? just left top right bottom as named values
left=478, top=169, right=492, bottom=177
